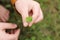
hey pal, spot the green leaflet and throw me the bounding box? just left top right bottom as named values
left=26, top=16, right=32, bottom=22
left=31, top=36, right=36, bottom=40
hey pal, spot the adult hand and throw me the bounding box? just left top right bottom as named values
left=0, top=23, right=20, bottom=40
left=0, top=5, right=9, bottom=22
left=15, top=0, right=43, bottom=27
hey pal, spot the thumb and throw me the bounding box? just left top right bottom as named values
left=21, top=10, right=29, bottom=27
left=0, top=22, right=17, bottom=29
left=15, top=1, right=29, bottom=27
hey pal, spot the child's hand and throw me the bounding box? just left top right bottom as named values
left=0, top=23, right=20, bottom=40
left=0, top=5, right=9, bottom=22
left=15, top=0, right=43, bottom=27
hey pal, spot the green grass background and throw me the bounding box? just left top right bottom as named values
left=1, top=0, right=60, bottom=40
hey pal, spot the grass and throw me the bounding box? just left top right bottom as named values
left=1, top=0, right=60, bottom=40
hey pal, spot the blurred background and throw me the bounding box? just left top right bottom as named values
left=0, top=0, right=60, bottom=40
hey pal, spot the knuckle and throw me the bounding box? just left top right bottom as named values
left=33, top=1, right=40, bottom=6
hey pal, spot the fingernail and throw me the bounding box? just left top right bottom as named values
left=29, top=22, right=33, bottom=27
left=23, top=23, right=28, bottom=27
left=13, top=24, right=17, bottom=27
left=29, top=24, right=32, bottom=27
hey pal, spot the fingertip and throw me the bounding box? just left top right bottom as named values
left=23, top=22, right=28, bottom=27
left=13, top=24, right=17, bottom=27
left=29, top=24, right=32, bottom=27
left=29, top=22, right=33, bottom=27
left=16, top=29, right=20, bottom=34
left=9, top=23, right=17, bottom=28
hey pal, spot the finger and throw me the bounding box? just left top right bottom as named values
left=14, top=29, right=20, bottom=38
left=21, top=11, right=29, bottom=27
left=35, top=8, right=43, bottom=23
left=29, top=2, right=39, bottom=26
left=0, top=16, right=6, bottom=22
left=4, top=10, right=10, bottom=21
left=0, top=20, right=1, bottom=22
left=0, top=23, right=17, bottom=29
left=0, top=5, right=9, bottom=22
left=15, top=2, right=29, bottom=27
left=0, top=14, right=6, bottom=22
left=0, top=18, right=2, bottom=22
left=21, top=7, right=29, bottom=27
left=6, top=29, right=20, bottom=39
left=19, top=7, right=29, bottom=27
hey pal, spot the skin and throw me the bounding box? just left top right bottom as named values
left=0, top=5, right=9, bottom=22
left=15, top=0, right=43, bottom=27
left=0, top=0, right=43, bottom=40
left=0, top=5, right=20, bottom=40
left=0, top=23, right=20, bottom=40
